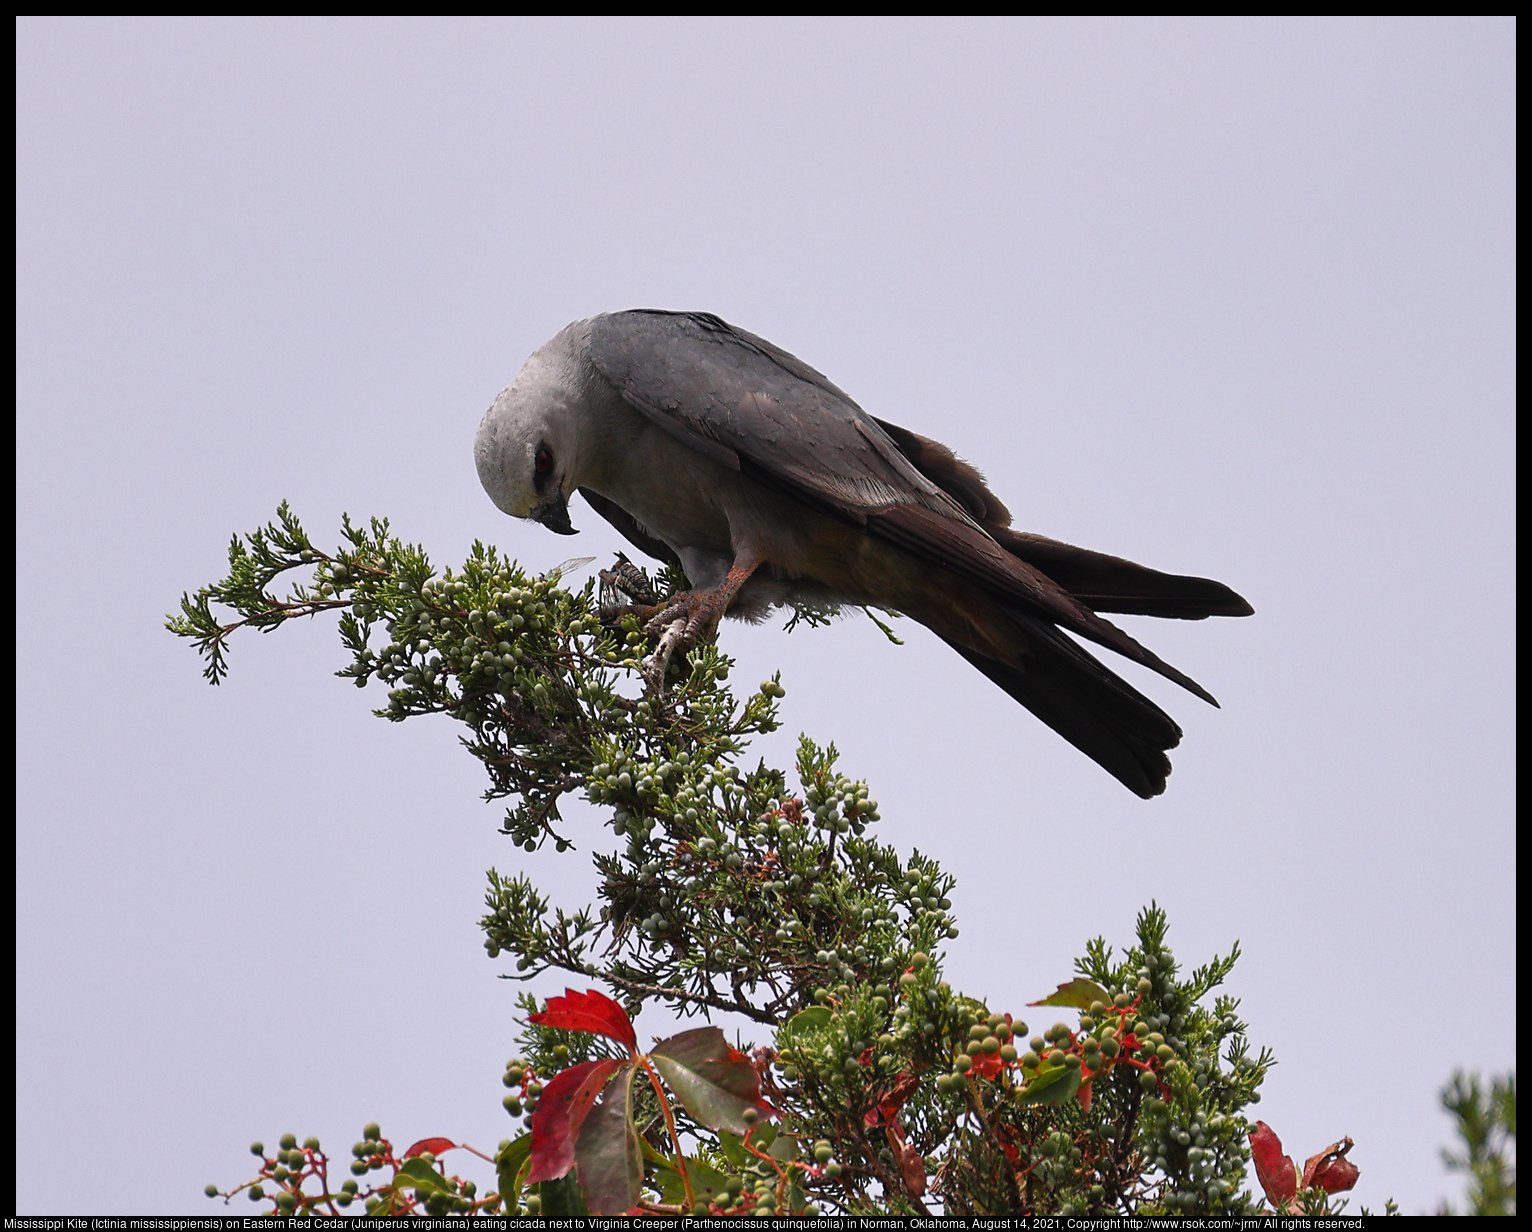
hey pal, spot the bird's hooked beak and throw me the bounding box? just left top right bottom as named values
left=532, top=492, right=578, bottom=535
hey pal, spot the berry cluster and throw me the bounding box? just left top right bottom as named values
left=499, top=1058, right=543, bottom=1131
left=205, top=1125, right=494, bottom=1216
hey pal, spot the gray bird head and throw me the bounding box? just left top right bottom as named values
left=474, top=320, right=599, bottom=536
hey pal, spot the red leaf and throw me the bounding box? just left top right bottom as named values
left=402, top=1137, right=457, bottom=1160
left=878, top=1072, right=921, bottom=1121
left=1249, top=1121, right=1298, bottom=1209
left=529, top=988, right=638, bottom=1053
left=1302, top=1137, right=1360, bottom=1195
left=883, top=1117, right=927, bottom=1198
left=525, top=1058, right=628, bottom=1185
left=969, top=1050, right=1006, bottom=1081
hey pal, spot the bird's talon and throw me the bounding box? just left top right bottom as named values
left=643, top=593, right=712, bottom=640
left=597, top=601, right=658, bottom=628
left=641, top=617, right=690, bottom=693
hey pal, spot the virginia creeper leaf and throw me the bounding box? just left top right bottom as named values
left=1028, top=978, right=1111, bottom=1010
left=1249, top=1121, right=1298, bottom=1208
left=1302, top=1137, right=1359, bottom=1195
left=885, top=1117, right=927, bottom=1198
left=537, top=1175, right=589, bottom=1218
left=648, top=1140, right=728, bottom=1208
left=714, top=1129, right=749, bottom=1168
left=876, top=1071, right=921, bottom=1121
left=714, top=1123, right=777, bottom=1168
left=650, top=1026, right=771, bottom=1134
left=1016, top=1063, right=1082, bottom=1106
left=394, top=1157, right=452, bottom=1194
left=402, top=1137, right=457, bottom=1160
left=780, top=1006, right=831, bottom=1039
left=368, top=1185, right=407, bottom=1215
left=495, top=1134, right=532, bottom=1213
left=526, top=1057, right=627, bottom=1184
left=969, top=1049, right=1007, bottom=1081
left=529, top=988, right=638, bottom=1052
left=574, top=1063, right=643, bottom=1215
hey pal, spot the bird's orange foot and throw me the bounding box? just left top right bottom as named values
left=644, top=589, right=730, bottom=645
left=636, top=563, right=760, bottom=691
left=636, top=592, right=726, bottom=693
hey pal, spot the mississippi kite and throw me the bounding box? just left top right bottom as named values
left=474, top=310, right=1252, bottom=798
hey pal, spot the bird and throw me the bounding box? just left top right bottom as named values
left=474, top=309, right=1252, bottom=798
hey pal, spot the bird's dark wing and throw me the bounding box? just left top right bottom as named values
left=588, top=309, right=1221, bottom=703
left=871, top=417, right=1253, bottom=620
left=590, top=310, right=961, bottom=521
left=941, top=620, right=1182, bottom=798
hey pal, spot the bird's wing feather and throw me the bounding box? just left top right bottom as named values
left=588, top=309, right=1217, bottom=702
left=589, top=310, right=961, bottom=522
left=871, top=417, right=1253, bottom=620
left=940, top=621, right=1181, bottom=799
left=872, top=503, right=1219, bottom=704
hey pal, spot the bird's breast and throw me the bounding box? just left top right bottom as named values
left=584, top=421, right=738, bottom=561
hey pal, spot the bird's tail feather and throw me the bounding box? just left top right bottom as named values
left=869, top=415, right=1254, bottom=621
left=941, top=611, right=1182, bottom=799
left=991, top=529, right=1255, bottom=621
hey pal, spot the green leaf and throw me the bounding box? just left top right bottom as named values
left=714, top=1130, right=750, bottom=1168
left=650, top=1027, right=769, bottom=1136
left=1029, top=977, right=1111, bottom=1010
left=712, top=1121, right=780, bottom=1176
left=394, top=1157, right=452, bottom=1195
left=495, top=1135, right=532, bottom=1213
left=537, top=1175, right=589, bottom=1218
left=651, top=1148, right=729, bottom=1207
left=574, top=1063, right=643, bottom=1215
left=780, top=1006, right=832, bottom=1040
left=1017, top=1064, right=1083, bottom=1107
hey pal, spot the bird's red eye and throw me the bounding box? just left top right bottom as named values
left=535, top=447, right=553, bottom=475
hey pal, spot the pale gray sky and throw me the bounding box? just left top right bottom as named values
left=18, top=16, right=1513, bottom=1215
